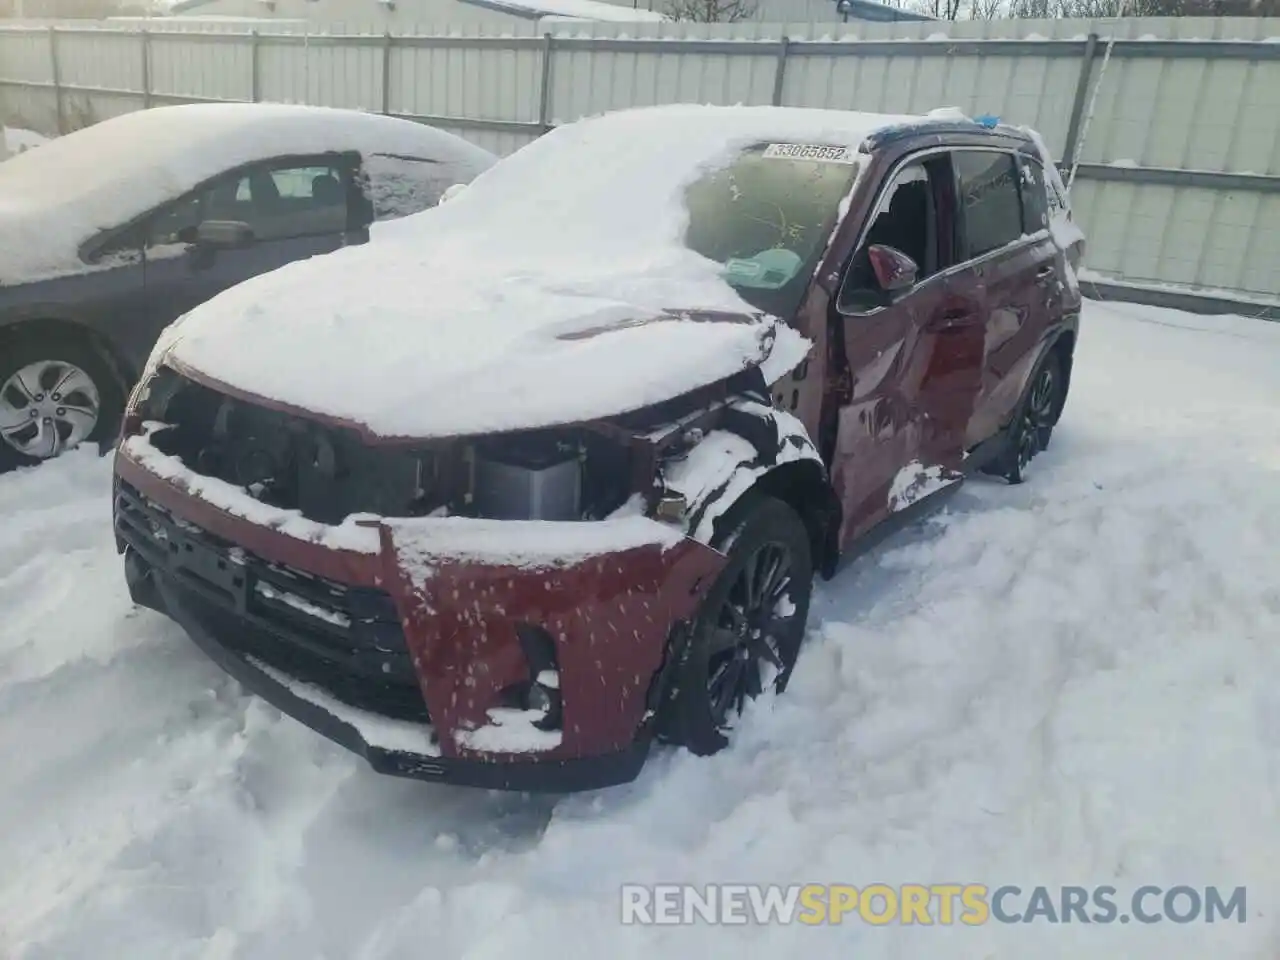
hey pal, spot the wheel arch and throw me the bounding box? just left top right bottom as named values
left=1046, top=326, right=1076, bottom=423
left=668, top=399, right=843, bottom=581
left=732, top=460, right=842, bottom=581
left=0, top=315, right=135, bottom=396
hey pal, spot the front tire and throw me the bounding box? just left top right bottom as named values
left=662, top=496, right=814, bottom=757
left=0, top=332, right=123, bottom=472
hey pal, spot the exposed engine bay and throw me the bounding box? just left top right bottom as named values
left=133, top=368, right=643, bottom=525
left=127, top=363, right=830, bottom=554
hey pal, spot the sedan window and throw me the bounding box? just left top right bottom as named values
left=216, top=162, right=349, bottom=242
left=144, top=160, right=351, bottom=253
left=362, top=154, right=455, bottom=220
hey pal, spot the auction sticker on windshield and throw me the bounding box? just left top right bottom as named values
left=762, top=143, right=855, bottom=163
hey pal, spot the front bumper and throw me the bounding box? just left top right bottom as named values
left=114, top=443, right=725, bottom=792
left=144, top=565, right=650, bottom=791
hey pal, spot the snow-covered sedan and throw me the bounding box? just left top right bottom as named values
left=113, top=104, right=1083, bottom=791
left=0, top=103, right=495, bottom=469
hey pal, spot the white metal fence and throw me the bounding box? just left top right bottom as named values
left=1, top=16, right=1278, bottom=308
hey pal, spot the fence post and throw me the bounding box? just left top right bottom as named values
left=771, top=36, right=791, bottom=107
left=141, top=30, right=152, bottom=109
left=48, top=26, right=65, bottom=135
left=381, top=31, right=393, bottom=115
left=251, top=29, right=261, bottom=102
left=538, top=32, right=555, bottom=134
left=1062, top=32, right=1099, bottom=173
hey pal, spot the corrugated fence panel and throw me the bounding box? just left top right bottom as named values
left=549, top=30, right=778, bottom=121
left=0, top=28, right=53, bottom=85
left=1240, top=194, right=1280, bottom=297
left=57, top=29, right=142, bottom=93
left=150, top=33, right=255, bottom=102
left=256, top=36, right=383, bottom=110
left=285, top=38, right=381, bottom=109
left=394, top=35, right=541, bottom=124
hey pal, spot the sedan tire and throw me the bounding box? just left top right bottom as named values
left=0, top=333, right=123, bottom=472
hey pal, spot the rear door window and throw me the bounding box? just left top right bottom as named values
left=363, top=154, right=454, bottom=219
left=955, top=150, right=1023, bottom=259
left=1017, top=155, right=1051, bottom=235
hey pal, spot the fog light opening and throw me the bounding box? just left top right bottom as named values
left=514, top=623, right=562, bottom=731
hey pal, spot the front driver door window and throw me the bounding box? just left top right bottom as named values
left=213, top=161, right=351, bottom=242
left=141, top=157, right=356, bottom=338
left=838, top=161, right=941, bottom=314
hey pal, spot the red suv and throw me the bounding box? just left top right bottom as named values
left=113, top=105, right=1083, bottom=792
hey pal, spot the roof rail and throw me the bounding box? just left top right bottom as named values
left=862, top=117, right=1031, bottom=151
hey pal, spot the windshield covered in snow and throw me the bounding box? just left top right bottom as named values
left=685, top=143, right=859, bottom=318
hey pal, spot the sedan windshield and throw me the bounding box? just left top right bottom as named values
left=684, top=143, right=860, bottom=318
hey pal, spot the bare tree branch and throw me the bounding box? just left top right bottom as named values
left=664, top=0, right=757, bottom=22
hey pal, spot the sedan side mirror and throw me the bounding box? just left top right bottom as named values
left=868, top=244, right=919, bottom=293
left=195, top=220, right=255, bottom=249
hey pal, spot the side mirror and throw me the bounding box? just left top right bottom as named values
left=195, top=220, right=254, bottom=249
left=868, top=244, right=918, bottom=292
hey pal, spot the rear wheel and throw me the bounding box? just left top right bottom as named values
left=0, top=333, right=122, bottom=472
left=993, top=350, right=1063, bottom=485
left=662, top=496, right=814, bottom=756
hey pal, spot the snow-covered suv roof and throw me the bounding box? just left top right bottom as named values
left=0, top=103, right=495, bottom=285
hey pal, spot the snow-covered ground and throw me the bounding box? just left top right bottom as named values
left=1, top=298, right=1278, bottom=959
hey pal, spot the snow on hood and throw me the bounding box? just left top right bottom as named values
left=163, top=104, right=918, bottom=439
left=0, top=103, right=493, bottom=286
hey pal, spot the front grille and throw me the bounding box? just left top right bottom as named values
left=115, top=481, right=428, bottom=721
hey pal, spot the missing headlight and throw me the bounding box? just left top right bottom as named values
left=473, top=443, right=582, bottom=521
left=469, top=430, right=633, bottom=522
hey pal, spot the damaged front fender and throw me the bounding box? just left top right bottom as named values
left=649, top=397, right=842, bottom=575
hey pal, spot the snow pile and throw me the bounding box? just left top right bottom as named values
left=886, top=459, right=960, bottom=512
left=2, top=299, right=1279, bottom=958
left=249, top=657, right=442, bottom=758
left=0, top=103, right=493, bottom=286
left=1, top=126, right=49, bottom=161
left=162, top=105, right=917, bottom=439
left=455, top=707, right=563, bottom=753
left=385, top=512, right=684, bottom=573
